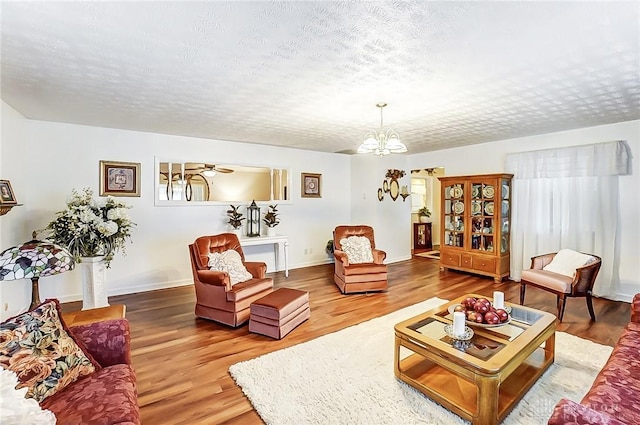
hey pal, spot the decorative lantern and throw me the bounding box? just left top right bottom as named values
left=247, top=200, right=261, bottom=237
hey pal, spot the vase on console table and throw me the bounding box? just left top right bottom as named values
left=266, top=227, right=277, bottom=237
left=80, top=256, right=109, bottom=310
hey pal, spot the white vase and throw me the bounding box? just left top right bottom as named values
left=419, top=216, right=429, bottom=223
left=80, top=256, right=109, bottom=310
left=266, top=227, right=276, bottom=237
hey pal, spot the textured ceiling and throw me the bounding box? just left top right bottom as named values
left=1, top=1, right=639, bottom=154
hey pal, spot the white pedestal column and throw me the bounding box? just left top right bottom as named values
left=80, top=256, right=109, bottom=310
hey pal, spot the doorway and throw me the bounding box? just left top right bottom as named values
left=410, top=167, right=445, bottom=258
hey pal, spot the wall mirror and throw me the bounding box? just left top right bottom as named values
left=155, top=159, right=290, bottom=205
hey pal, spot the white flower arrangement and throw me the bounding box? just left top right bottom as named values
left=45, top=188, right=135, bottom=268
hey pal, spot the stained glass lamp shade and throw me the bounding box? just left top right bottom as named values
left=0, top=232, right=75, bottom=310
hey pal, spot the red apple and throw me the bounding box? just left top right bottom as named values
left=463, top=297, right=478, bottom=309
left=495, top=309, right=509, bottom=322
left=488, top=305, right=497, bottom=313
left=477, top=298, right=491, bottom=307
left=484, top=311, right=500, bottom=324
left=473, top=312, right=485, bottom=323
left=453, top=304, right=467, bottom=313
left=474, top=301, right=489, bottom=314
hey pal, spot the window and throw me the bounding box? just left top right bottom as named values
left=506, top=140, right=631, bottom=298
left=411, top=178, right=427, bottom=212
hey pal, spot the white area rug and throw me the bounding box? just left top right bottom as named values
left=229, top=298, right=613, bottom=425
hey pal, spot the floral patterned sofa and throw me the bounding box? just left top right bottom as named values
left=547, top=293, right=640, bottom=425
left=40, top=318, right=140, bottom=424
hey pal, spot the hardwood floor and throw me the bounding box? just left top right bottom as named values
left=62, top=257, right=631, bottom=425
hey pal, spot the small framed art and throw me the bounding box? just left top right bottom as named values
left=99, top=160, right=141, bottom=197
left=0, top=180, right=17, bottom=205
left=301, top=173, right=321, bottom=198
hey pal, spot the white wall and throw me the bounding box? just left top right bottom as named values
left=0, top=101, right=351, bottom=318
left=0, top=102, right=32, bottom=315
left=350, top=153, right=412, bottom=264
left=408, top=120, right=640, bottom=302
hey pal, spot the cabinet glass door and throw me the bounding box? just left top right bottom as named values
left=417, top=224, right=426, bottom=246
left=470, top=180, right=495, bottom=253
left=500, top=178, right=511, bottom=254
left=444, top=183, right=465, bottom=248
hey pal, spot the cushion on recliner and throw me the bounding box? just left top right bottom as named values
left=208, top=250, right=253, bottom=285
left=226, top=278, right=274, bottom=302
left=342, top=262, right=388, bottom=276
left=339, top=236, right=374, bottom=264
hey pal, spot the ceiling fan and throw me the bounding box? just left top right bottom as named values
left=185, top=164, right=234, bottom=177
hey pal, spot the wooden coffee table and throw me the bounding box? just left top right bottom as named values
left=394, top=294, right=556, bottom=425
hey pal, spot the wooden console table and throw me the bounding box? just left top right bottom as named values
left=62, top=304, right=126, bottom=327
left=239, top=235, right=289, bottom=277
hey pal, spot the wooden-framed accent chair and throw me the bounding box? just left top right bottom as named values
left=189, top=233, right=273, bottom=327
left=519, top=250, right=602, bottom=322
left=332, top=225, right=388, bottom=294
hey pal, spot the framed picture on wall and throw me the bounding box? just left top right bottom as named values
left=99, top=160, right=141, bottom=197
left=0, top=180, right=17, bottom=205
left=301, top=173, right=321, bottom=198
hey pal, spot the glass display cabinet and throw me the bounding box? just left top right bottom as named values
left=438, top=173, right=513, bottom=282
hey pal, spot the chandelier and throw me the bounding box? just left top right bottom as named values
left=357, top=103, right=407, bottom=156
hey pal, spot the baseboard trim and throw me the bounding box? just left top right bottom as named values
left=56, top=260, right=633, bottom=306
left=55, top=279, right=194, bottom=304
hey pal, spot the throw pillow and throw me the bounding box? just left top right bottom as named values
left=543, top=249, right=595, bottom=278
left=339, top=236, right=374, bottom=264
left=0, top=299, right=100, bottom=403
left=208, top=249, right=253, bottom=285
left=0, top=367, right=56, bottom=424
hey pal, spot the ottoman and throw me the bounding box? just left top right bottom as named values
left=249, top=288, right=310, bottom=339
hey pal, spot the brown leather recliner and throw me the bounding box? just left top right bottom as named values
left=333, top=225, right=388, bottom=294
left=189, top=233, right=273, bottom=327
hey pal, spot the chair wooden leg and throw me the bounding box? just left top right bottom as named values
left=586, top=293, right=596, bottom=321
left=519, top=283, right=526, bottom=305
left=557, top=295, right=567, bottom=322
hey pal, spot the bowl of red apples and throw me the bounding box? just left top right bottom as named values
left=448, top=296, right=511, bottom=328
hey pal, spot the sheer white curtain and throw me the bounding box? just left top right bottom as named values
left=190, top=184, right=206, bottom=201
left=506, top=140, right=631, bottom=299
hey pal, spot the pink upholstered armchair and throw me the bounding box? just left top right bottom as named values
left=332, top=225, right=388, bottom=294
left=519, top=251, right=601, bottom=322
left=189, top=233, right=273, bottom=327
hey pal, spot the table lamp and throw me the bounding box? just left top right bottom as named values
left=0, top=232, right=75, bottom=310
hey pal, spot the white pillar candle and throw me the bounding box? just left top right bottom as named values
left=493, top=291, right=505, bottom=309
left=453, top=312, right=466, bottom=337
